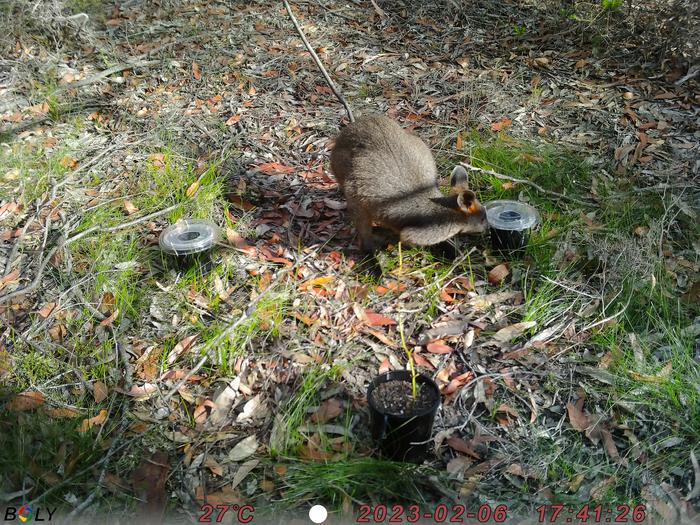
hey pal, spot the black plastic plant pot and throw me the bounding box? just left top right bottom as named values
left=164, top=250, right=213, bottom=273
left=367, top=370, right=441, bottom=463
left=484, top=200, right=539, bottom=256
left=159, top=219, right=218, bottom=274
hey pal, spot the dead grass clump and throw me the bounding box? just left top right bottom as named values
left=0, top=0, right=94, bottom=56
left=583, top=223, right=662, bottom=287
left=548, top=0, right=699, bottom=63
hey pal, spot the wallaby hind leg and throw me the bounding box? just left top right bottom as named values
left=352, top=209, right=375, bottom=255
left=348, top=207, right=382, bottom=279
left=355, top=252, right=383, bottom=280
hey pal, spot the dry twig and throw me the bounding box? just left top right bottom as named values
left=459, top=161, right=595, bottom=207
left=282, top=0, right=354, bottom=122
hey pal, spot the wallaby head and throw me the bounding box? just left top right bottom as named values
left=398, top=165, right=488, bottom=246
left=330, top=116, right=488, bottom=254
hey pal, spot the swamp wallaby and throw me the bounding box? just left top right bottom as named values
left=330, top=115, right=488, bottom=255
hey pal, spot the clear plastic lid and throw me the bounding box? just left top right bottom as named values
left=484, top=200, right=539, bottom=231
left=159, top=219, right=218, bottom=256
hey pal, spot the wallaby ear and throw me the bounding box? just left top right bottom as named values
left=450, top=165, right=469, bottom=188
left=457, top=190, right=481, bottom=215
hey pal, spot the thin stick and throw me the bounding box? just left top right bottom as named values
left=398, top=314, right=417, bottom=399
left=282, top=0, right=354, bottom=123
left=396, top=241, right=417, bottom=398
left=580, top=294, right=631, bottom=333
left=459, top=161, right=595, bottom=207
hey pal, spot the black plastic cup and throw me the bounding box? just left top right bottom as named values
left=367, top=370, right=441, bottom=463
left=163, top=250, right=213, bottom=273
left=490, top=222, right=528, bottom=253
left=485, top=200, right=539, bottom=256
left=159, top=219, right=218, bottom=274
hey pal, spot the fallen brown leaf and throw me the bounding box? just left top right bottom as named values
left=412, top=353, right=435, bottom=370
left=48, top=323, right=67, bottom=342
left=59, top=156, right=78, bottom=168
left=378, top=358, right=391, bottom=374
left=426, top=341, right=453, bottom=354
left=228, top=195, right=255, bottom=210
left=133, top=450, right=170, bottom=520
left=225, top=112, right=242, bottom=126
left=601, top=428, right=626, bottom=466
left=255, top=162, right=295, bottom=174
left=493, top=321, right=536, bottom=343
left=311, top=398, right=343, bottom=423
left=300, top=433, right=333, bottom=460
left=231, top=459, right=259, bottom=490
left=185, top=180, right=199, bottom=198
left=123, top=200, right=139, bottom=215
left=167, top=335, right=198, bottom=365
left=38, top=302, right=57, bottom=318
left=488, top=264, right=510, bottom=284
left=99, top=308, right=119, bottom=327
left=0, top=269, right=20, bottom=288
left=204, top=456, right=225, bottom=477
left=491, top=118, right=512, bottom=131
left=447, top=436, right=481, bottom=459
left=129, top=383, right=158, bottom=397
left=628, top=362, right=673, bottom=383
left=496, top=403, right=520, bottom=419
left=299, top=276, right=334, bottom=291
left=6, top=391, right=45, bottom=411
left=1, top=112, right=22, bottom=122
left=45, top=407, right=81, bottom=418
left=79, top=409, right=108, bottom=432
left=228, top=435, right=259, bottom=461
left=362, top=309, right=397, bottom=326
left=566, top=401, right=590, bottom=432
left=93, top=381, right=108, bottom=403
left=363, top=326, right=397, bottom=347
left=225, top=229, right=256, bottom=256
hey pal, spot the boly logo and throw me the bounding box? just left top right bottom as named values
left=18, top=507, right=33, bottom=522
left=4, top=506, right=56, bottom=522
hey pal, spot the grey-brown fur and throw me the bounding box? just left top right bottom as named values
left=330, top=115, right=488, bottom=254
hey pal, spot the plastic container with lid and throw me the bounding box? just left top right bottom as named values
left=159, top=219, right=218, bottom=272
left=484, top=200, right=539, bottom=254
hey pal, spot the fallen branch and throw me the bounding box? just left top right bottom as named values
left=627, top=182, right=699, bottom=194
left=55, top=60, right=159, bottom=93
left=0, top=100, right=113, bottom=136
left=459, top=162, right=595, bottom=207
